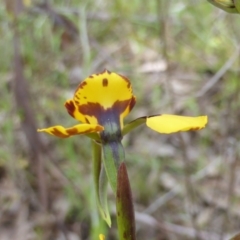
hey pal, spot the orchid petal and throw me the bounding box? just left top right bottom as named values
left=146, top=114, right=208, bottom=134
left=38, top=124, right=103, bottom=138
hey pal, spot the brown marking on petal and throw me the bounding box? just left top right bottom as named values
left=118, top=74, right=131, bottom=89
left=78, top=102, right=101, bottom=117
left=66, top=128, right=79, bottom=135
left=79, top=81, right=87, bottom=89
left=75, top=100, right=79, bottom=104
left=79, top=100, right=132, bottom=141
left=190, top=127, right=201, bottom=131
left=51, top=128, right=68, bottom=138
left=85, top=117, right=90, bottom=123
left=79, top=99, right=132, bottom=125
left=102, top=78, right=108, bottom=87
left=75, top=95, right=80, bottom=99
left=84, top=96, right=87, bottom=99
left=75, top=81, right=87, bottom=93
left=79, top=126, right=103, bottom=134
left=77, top=97, right=133, bottom=140
left=89, top=75, right=94, bottom=78
left=65, top=101, right=75, bottom=118
left=94, top=125, right=104, bottom=131
left=56, top=126, right=103, bottom=137
left=128, top=96, right=136, bottom=112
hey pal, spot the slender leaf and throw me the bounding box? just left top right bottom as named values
left=92, top=140, right=111, bottom=226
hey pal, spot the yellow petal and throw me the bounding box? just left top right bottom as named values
left=67, top=70, right=136, bottom=127
left=146, top=114, right=208, bottom=134
left=75, top=70, right=134, bottom=109
left=37, top=124, right=104, bottom=138
left=99, top=234, right=105, bottom=240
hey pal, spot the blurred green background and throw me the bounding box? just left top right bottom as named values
left=1, top=0, right=240, bottom=239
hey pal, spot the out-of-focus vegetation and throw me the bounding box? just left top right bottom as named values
left=1, top=0, right=240, bottom=239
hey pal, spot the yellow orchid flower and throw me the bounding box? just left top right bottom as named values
left=38, top=69, right=207, bottom=139
left=38, top=70, right=207, bottom=228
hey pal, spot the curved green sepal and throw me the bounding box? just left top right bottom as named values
left=102, top=141, right=125, bottom=194
left=207, top=0, right=239, bottom=13
left=116, top=163, right=136, bottom=240
left=99, top=165, right=111, bottom=227
left=92, top=141, right=111, bottom=226
left=122, top=117, right=146, bottom=136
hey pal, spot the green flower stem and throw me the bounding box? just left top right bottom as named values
left=102, top=140, right=125, bottom=194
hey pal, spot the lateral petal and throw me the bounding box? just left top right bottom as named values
left=146, top=114, right=208, bottom=134
left=38, top=124, right=104, bottom=138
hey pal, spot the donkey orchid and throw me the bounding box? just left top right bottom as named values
left=38, top=70, right=207, bottom=227
left=38, top=70, right=207, bottom=139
